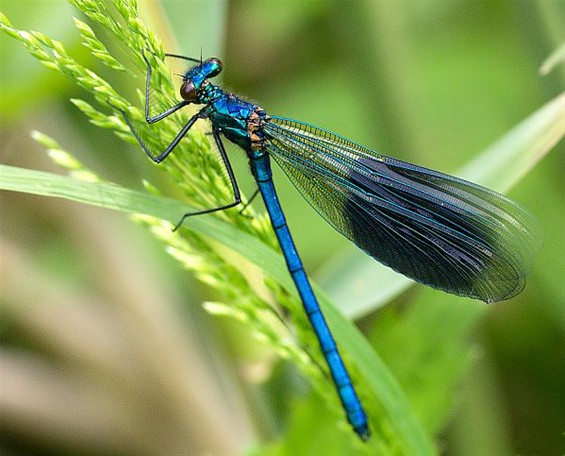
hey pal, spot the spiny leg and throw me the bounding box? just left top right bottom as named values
left=172, top=129, right=242, bottom=230
left=118, top=105, right=210, bottom=163
left=238, top=188, right=260, bottom=217
left=140, top=51, right=189, bottom=123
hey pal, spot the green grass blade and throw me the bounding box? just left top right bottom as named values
left=0, top=161, right=435, bottom=454
left=0, top=163, right=275, bottom=276
left=460, top=92, right=564, bottom=191
left=539, top=43, right=565, bottom=76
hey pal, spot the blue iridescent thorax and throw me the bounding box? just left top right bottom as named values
left=179, top=58, right=270, bottom=153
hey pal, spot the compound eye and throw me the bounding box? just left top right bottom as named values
left=180, top=80, right=197, bottom=101
left=206, top=58, right=223, bottom=78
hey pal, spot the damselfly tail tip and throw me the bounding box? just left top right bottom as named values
left=356, top=424, right=371, bottom=441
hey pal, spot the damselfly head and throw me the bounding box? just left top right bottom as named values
left=179, top=57, right=223, bottom=103
left=204, top=57, right=223, bottom=78
left=179, top=79, right=198, bottom=102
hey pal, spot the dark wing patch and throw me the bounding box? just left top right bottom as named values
left=264, top=117, right=541, bottom=302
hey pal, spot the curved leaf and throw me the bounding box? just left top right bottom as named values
left=0, top=163, right=435, bottom=455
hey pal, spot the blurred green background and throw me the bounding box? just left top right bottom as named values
left=1, top=1, right=564, bottom=455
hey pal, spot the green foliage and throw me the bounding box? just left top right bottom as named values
left=1, top=1, right=562, bottom=455
left=1, top=1, right=434, bottom=454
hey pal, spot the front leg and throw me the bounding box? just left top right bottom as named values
left=117, top=105, right=210, bottom=163
left=172, top=129, right=242, bottom=230
left=141, top=51, right=189, bottom=124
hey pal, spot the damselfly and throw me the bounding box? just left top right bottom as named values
left=115, top=53, right=541, bottom=440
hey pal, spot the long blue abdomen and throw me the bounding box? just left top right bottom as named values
left=249, top=151, right=369, bottom=439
